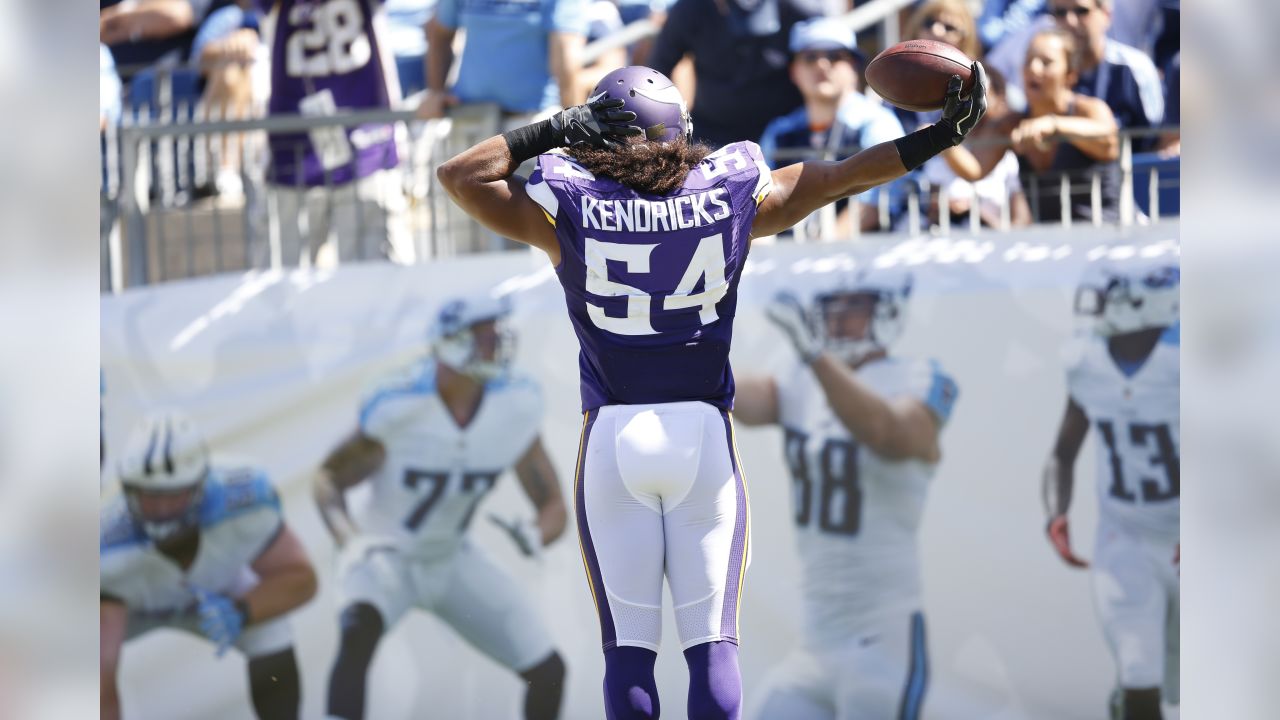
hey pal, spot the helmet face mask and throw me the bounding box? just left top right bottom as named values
left=814, top=268, right=912, bottom=364
left=590, top=66, right=692, bottom=145
left=431, top=296, right=516, bottom=382
left=1076, top=260, right=1179, bottom=336
left=117, top=411, right=210, bottom=543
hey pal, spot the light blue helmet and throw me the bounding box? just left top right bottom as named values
left=430, top=294, right=516, bottom=381
left=1075, top=255, right=1180, bottom=335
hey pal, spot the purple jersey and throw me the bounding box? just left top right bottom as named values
left=526, top=142, right=775, bottom=411
left=261, top=0, right=400, bottom=186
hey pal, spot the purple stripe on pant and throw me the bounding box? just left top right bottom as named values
left=575, top=409, right=618, bottom=649
left=718, top=411, right=749, bottom=642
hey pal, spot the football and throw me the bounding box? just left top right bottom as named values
left=864, top=39, right=976, bottom=112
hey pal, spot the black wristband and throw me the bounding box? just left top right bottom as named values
left=502, top=119, right=559, bottom=166
left=235, top=598, right=252, bottom=626
left=892, top=123, right=956, bottom=172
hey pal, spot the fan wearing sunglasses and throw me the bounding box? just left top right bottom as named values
left=1047, top=0, right=1164, bottom=149
left=758, top=17, right=909, bottom=237
left=897, top=0, right=982, bottom=133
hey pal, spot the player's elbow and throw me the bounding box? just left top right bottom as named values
left=436, top=158, right=464, bottom=197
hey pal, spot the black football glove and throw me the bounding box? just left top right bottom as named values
left=549, top=94, right=643, bottom=150
left=936, top=61, right=988, bottom=146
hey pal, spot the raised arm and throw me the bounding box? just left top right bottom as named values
left=752, top=64, right=988, bottom=239
left=435, top=96, right=640, bottom=262
left=313, top=430, right=386, bottom=548
left=417, top=16, right=459, bottom=119
left=1043, top=396, right=1091, bottom=568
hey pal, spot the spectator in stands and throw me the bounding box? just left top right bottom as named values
left=257, top=0, right=411, bottom=267
left=1047, top=0, right=1163, bottom=147
left=191, top=4, right=262, bottom=197
left=579, top=1, right=631, bottom=102
left=386, top=0, right=439, bottom=98
left=615, top=0, right=674, bottom=65
left=1010, top=28, right=1118, bottom=221
left=759, top=17, right=905, bottom=238
left=977, top=0, right=1044, bottom=53
left=925, top=67, right=1032, bottom=228
left=417, top=0, right=588, bottom=127
left=950, top=28, right=1117, bottom=222
left=102, top=1, right=261, bottom=198
left=648, top=0, right=822, bottom=148
left=897, top=0, right=981, bottom=133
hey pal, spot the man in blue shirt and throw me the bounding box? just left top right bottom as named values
left=759, top=18, right=907, bottom=238
left=417, top=0, right=588, bottom=121
left=1048, top=0, right=1163, bottom=148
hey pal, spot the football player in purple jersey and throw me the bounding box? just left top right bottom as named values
left=435, top=65, right=987, bottom=720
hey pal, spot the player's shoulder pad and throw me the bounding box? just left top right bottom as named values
left=1060, top=331, right=1097, bottom=378
left=1159, top=322, right=1180, bottom=347
left=200, top=466, right=281, bottom=527
left=360, top=359, right=436, bottom=430
left=702, top=141, right=774, bottom=206
left=100, top=495, right=146, bottom=554
left=528, top=151, right=599, bottom=221
left=917, top=359, right=958, bottom=426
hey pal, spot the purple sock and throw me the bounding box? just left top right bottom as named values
left=683, top=641, right=742, bottom=720
left=603, top=646, right=660, bottom=720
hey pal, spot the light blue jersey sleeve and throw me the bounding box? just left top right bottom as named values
left=434, top=0, right=459, bottom=30
left=913, top=359, right=959, bottom=426
left=839, top=98, right=906, bottom=208
left=546, top=0, right=588, bottom=34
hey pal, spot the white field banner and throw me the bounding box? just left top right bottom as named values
left=102, top=226, right=1179, bottom=720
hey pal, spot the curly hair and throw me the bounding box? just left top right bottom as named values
left=565, top=136, right=715, bottom=196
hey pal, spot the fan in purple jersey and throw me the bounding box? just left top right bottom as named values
left=436, top=65, right=987, bottom=720
left=256, top=0, right=410, bottom=266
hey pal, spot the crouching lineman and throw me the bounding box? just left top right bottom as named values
left=734, top=268, right=957, bottom=720
left=100, top=411, right=317, bottom=720
left=314, top=294, right=568, bottom=720
left=1042, top=256, right=1180, bottom=720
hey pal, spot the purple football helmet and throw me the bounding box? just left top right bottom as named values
left=590, top=66, right=692, bottom=144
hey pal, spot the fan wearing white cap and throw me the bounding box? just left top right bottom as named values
left=735, top=266, right=959, bottom=720
left=100, top=410, right=317, bottom=720
left=759, top=17, right=909, bottom=238
left=312, top=293, right=569, bottom=720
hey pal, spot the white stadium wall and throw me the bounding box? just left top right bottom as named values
left=101, top=226, right=1179, bottom=720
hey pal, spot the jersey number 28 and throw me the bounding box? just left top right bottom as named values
left=286, top=0, right=371, bottom=78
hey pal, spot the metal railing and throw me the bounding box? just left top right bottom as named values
left=101, top=107, right=1178, bottom=290
left=103, top=103, right=503, bottom=291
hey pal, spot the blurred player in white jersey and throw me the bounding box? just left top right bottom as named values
left=1043, top=256, right=1180, bottom=720
left=100, top=411, right=318, bottom=720
left=313, top=294, right=568, bottom=720
left=735, top=267, right=957, bottom=720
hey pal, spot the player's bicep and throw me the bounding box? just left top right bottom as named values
left=515, top=436, right=563, bottom=510
left=889, top=397, right=942, bottom=463
left=323, top=430, right=386, bottom=488
left=450, top=173, right=560, bottom=261
left=250, top=524, right=313, bottom=577
left=732, top=375, right=780, bottom=426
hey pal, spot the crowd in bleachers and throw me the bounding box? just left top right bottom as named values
left=100, top=0, right=1180, bottom=261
